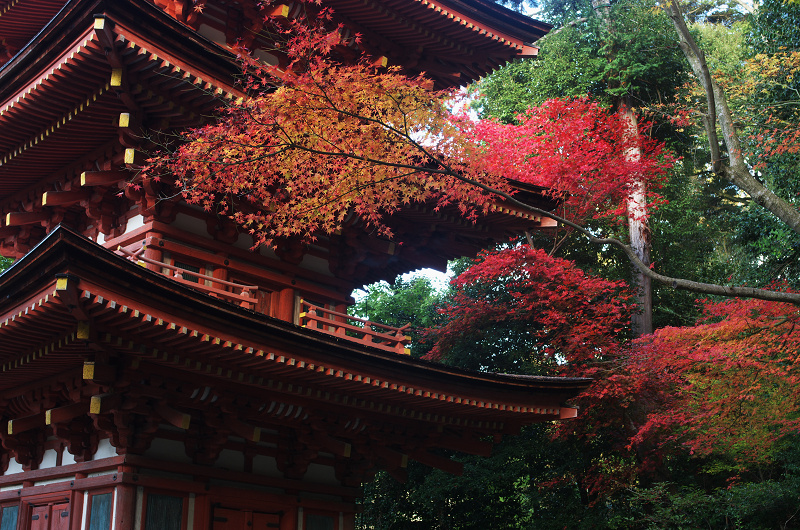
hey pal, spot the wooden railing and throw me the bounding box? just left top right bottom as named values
left=118, top=244, right=258, bottom=310
left=299, top=300, right=411, bottom=355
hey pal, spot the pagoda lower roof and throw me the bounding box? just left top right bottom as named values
left=0, top=226, right=590, bottom=435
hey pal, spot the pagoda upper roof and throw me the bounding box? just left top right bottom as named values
left=0, top=0, right=242, bottom=201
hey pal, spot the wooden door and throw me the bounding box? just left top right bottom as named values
left=29, top=503, right=69, bottom=530
left=29, top=506, right=49, bottom=530
left=252, top=512, right=280, bottom=529
left=50, top=504, right=69, bottom=530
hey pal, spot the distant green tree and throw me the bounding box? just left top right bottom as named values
left=475, top=0, right=687, bottom=123
left=350, top=276, right=443, bottom=358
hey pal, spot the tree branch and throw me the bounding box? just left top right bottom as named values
left=666, top=0, right=800, bottom=236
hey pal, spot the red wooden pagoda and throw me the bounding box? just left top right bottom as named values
left=0, top=1, right=587, bottom=529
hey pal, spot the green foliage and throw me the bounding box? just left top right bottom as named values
left=473, top=27, right=599, bottom=122
left=474, top=0, right=687, bottom=122
left=357, top=425, right=616, bottom=529
left=648, top=163, right=734, bottom=327
left=751, top=0, right=800, bottom=54
left=717, top=0, right=800, bottom=286
left=695, top=20, right=750, bottom=77
left=0, top=257, right=11, bottom=273
left=621, top=441, right=800, bottom=529
left=350, top=276, right=443, bottom=358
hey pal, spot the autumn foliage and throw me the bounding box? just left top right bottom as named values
left=424, top=246, right=631, bottom=368
left=426, top=247, right=800, bottom=499
left=458, top=99, right=671, bottom=222
left=628, top=296, right=800, bottom=466
left=146, top=0, right=674, bottom=249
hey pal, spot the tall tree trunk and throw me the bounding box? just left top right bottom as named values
left=592, top=0, right=653, bottom=336
left=621, top=99, right=653, bottom=336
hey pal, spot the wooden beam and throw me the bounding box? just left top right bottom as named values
left=373, top=445, right=407, bottom=470
left=312, top=432, right=351, bottom=458
left=266, top=4, right=290, bottom=17
left=80, top=170, right=127, bottom=187
left=560, top=407, right=578, bottom=419
left=4, top=211, right=48, bottom=226
left=46, top=402, right=90, bottom=425
left=42, top=190, right=93, bottom=207
left=83, top=361, right=115, bottom=383
left=225, top=416, right=260, bottom=442
left=155, top=404, right=190, bottom=429
left=89, top=393, right=122, bottom=415
left=7, top=412, right=46, bottom=434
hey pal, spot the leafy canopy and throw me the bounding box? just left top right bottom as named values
left=147, top=1, right=672, bottom=249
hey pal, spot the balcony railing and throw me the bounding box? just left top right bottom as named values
left=299, top=300, right=411, bottom=355
left=118, top=245, right=258, bottom=310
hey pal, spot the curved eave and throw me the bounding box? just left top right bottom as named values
left=0, top=0, right=66, bottom=65
left=0, top=0, right=243, bottom=201
left=324, top=0, right=549, bottom=86
left=0, top=227, right=591, bottom=429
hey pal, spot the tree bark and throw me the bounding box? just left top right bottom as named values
left=592, top=0, right=653, bottom=335
left=622, top=100, right=653, bottom=336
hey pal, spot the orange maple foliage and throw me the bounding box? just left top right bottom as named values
left=145, top=0, right=671, bottom=249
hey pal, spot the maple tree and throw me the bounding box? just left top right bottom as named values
left=147, top=0, right=800, bottom=308
left=423, top=245, right=631, bottom=369
left=628, top=295, right=800, bottom=468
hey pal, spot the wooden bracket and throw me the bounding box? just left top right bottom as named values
left=42, top=190, right=93, bottom=207
left=155, top=404, right=191, bottom=429
left=5, top=211, right=49, bottom=226
left=7, top=412, right=46, bottom=435
left=80, top=170, right=128, bottom=187
left=46, top=402, right=91, bottom=425
left=224, top=416, right=260, bottom=442
left=90, top=393, right=122, bottom=415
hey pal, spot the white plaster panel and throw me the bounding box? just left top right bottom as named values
left=95, top=438, right=117, bottom=459
left=126, top=214, right=145, bottom=233
left=172, top=212, right=211, bottom=239
left=134, top=486, right=144, bottom=530
left=187, top=493, right=196, bottom=530
left=252, top=455, right=281, bottom=477
left=304, top=463, right=339, bottom=486
left=197, top=24, right=227, bottom=48
left=62, top=451, right=76, bottom=466
left=111, top=487, right=118, bottom=530
left=40, top=448, right=58, bottom=469
left=4, top=457, right=22, bottom=475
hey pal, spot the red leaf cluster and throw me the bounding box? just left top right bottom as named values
left=457, top=98, right=673, bottom=223
left=424, top=246, right=631, bottom=366
left=627, top=296, right=800, bottom=466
